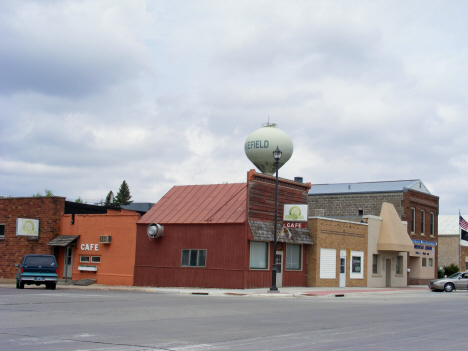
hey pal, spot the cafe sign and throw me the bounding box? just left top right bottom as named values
left=283, top=204, right=308, bottom=228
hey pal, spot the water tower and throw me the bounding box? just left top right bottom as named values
left=244, top=123, right=293, bottom=175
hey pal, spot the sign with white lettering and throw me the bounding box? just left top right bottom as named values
left=283, top=204, right=308, bottom=222
left=16, top=218, right=39, bottom=237
left=80, top=243, right=99, bottom=252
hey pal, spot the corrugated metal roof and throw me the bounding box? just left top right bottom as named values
left=309, top=179, right=432, bottom=195
left=438, top=215, right=460, bottom=235
left=138, top=183, right=247, bottom=224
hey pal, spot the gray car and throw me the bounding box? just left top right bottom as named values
left=428, top=272, right=468, bottom=292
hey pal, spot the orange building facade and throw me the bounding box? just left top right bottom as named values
left=59, top=209, right=140, bottom=286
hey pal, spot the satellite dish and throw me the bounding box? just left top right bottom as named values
left=147, top=223, right=164, bottom=239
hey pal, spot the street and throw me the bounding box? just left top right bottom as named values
left=0, top=287, right=466, bottom=351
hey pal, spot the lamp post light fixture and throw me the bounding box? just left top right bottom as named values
left=270, top=146, right=282, bottom=292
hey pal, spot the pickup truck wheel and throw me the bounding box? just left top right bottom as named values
left=19, top=282, right=24, bottom=289
left=45, top=283, right=50, bottom=289
left=16, top=279, right=19, bottom=289
left=50, top=283, right=56, bottom=290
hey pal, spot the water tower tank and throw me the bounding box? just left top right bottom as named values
left=244, top=123, right=293, bottom=176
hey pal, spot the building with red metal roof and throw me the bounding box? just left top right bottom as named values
left=133, top=170, right=312, bottom=289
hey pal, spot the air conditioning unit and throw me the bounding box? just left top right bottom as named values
left=99, top=235, right=112, bottom=244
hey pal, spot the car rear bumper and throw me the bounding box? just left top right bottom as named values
left=19, top=275, right=58, bottom=283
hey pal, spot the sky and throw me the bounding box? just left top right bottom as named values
left=1, top=0, right=467, bottom=215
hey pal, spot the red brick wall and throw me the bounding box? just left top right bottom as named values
left=402, top=190, right=439, bottom=283
left=0, top=197, right=65, bottom=278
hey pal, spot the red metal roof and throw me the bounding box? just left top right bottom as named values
left=138, top=183, right=247, bottom=224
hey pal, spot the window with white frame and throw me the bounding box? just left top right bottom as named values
left=421, top=210, right=425, bottom=235
left=350, top=251, right=364, bottom=279
left=396, top=256, right=403, bottom=275
left=0, top=224, right=4, bottom=239
left=80, top=256, right=90, bottom=263
left=410, top=208, right=415, bottom=233
left=430, top=212, right=434, bottom=237
left=372, top=254, right=380, bottom=274
left=91, top=256, right=101, bottom=264
left=428, top=258, right=433, bottom=267
left=320, top=248, right=336, bottom=279
left=181, top=249, right=206, bottom=267
left=285, top=244, right=302, bottom=270
left=249, top=241, right=268, bottom=269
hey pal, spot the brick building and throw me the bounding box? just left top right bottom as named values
left=0, top=197, right=65, bottom=279
left=438, top=215, right=467, bottom=270
left=0, top=197, right=133, bottom=282
left=308, top=180, right=439, bottom=285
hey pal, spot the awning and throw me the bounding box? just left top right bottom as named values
left=249, top=220, right=313, bottom=245
left=377, top=203, right=413, bottom=252
left=48, top=235, right=80, bottom=247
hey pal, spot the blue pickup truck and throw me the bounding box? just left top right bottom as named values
left=15, top=254, right=58, bottom=290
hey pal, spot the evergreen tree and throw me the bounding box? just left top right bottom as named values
left=114, top=180, right=133, bottom=206
left=104, top=191, right=115, bottom=206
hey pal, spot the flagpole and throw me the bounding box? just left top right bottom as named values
left=460, top=210, right=462, bottom=270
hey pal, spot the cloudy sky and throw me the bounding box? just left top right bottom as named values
left=1, top=0, right=467, bottom=214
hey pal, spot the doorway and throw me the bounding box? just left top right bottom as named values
left=386, top=259, right=391, bottom=287
left=275, top=251, right=283, bottom=288
left=63, top=246, right=73, bottom=279
left=339, top=250, right=346, bottom=287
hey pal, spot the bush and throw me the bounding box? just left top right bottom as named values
left=443, top=263, right=459, bottom=277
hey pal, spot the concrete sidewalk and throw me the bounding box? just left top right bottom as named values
left=0, top=278, right=430, bottom=297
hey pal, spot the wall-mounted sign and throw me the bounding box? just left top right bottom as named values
left=80, top=243, right=99, bottom=251
left=283, top=204, right=308, bottom=222
left=16, top=218, right=39, bottom=237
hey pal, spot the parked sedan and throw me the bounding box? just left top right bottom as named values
left=428, top=272, right=468, bottom=292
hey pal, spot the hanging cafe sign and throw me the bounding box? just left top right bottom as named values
left=282, top=204, right=308, bottom=229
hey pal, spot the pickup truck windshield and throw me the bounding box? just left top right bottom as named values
left=24, top=257, right=56, bottom=266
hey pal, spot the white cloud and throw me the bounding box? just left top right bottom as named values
left=1, top=0, right=467, bottom=214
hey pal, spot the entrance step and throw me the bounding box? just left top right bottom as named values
left=73, top=279, right=97, bottom=286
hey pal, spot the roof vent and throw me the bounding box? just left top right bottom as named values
left=294, top=177, right=303, bottom=183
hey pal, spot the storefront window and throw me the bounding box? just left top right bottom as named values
left=286, top=244, right=301, bottom=270
left=250, top=241, right=268, bottom=269
left=350, top=251, right=364, bottom=279
left=80, top=256, right=90, bottom=263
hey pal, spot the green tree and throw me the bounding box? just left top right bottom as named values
left=75, top=197, right=86, bottom=204
left=32, top=189, right=54, bottom=197
left=45, top=189, right=54, bottom=196
left=104, top=191, right=115, bottom=206
left=114, top=180, right=133, bottom=206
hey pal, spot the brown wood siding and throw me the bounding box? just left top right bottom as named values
left=133, top=222, right=249, bottom=288
left=247, top=170, right=310, bottom=223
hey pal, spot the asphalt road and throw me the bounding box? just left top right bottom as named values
left=0, top=286, right=466, bottom=351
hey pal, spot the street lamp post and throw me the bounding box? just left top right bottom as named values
left=270, top=146, right=282, bottom=292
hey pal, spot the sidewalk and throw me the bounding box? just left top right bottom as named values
left=0, top=278, right=430, bottom=297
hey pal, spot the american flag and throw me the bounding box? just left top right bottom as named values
left=460, top=214, right=468, bottom=231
